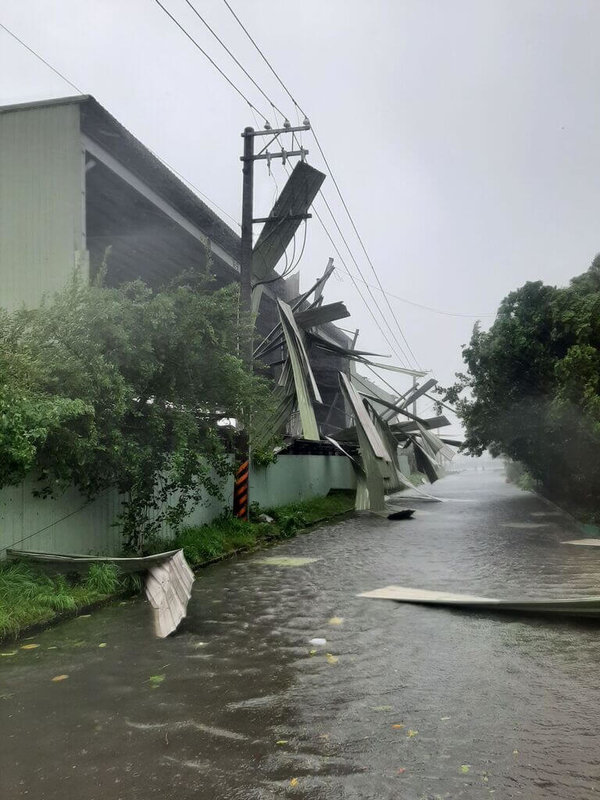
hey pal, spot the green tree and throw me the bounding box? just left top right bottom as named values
left=445, top=256, right=600, bottom=509
left=0, top=273, right=273, bottom=550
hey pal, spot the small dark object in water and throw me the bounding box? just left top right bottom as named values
left=387, top=509, right=415, bottom=520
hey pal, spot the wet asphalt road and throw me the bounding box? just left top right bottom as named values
left=2, top=469, right=600, bottom=800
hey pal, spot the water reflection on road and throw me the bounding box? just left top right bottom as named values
left=2, top=470, right=600, bottom=799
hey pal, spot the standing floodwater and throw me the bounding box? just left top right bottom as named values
left=2, top=470, right=600, bottom=799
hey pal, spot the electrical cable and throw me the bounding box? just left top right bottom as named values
left=152, top=2, right=416, bottom=366
left=220, top=0, right=421, bottom=367
left=309, top=137, right=421, bottom=368
left=0, top=21, right=84, bottom=94
left=221, top=0, right=308, bottom=118
left=314, top=188, right=413, bottom=366
left=0, top=21, right=241, bottom=229
left=276, top=162, right=407, bottom=362
left=338, top=273, right=495, bottom=318
left=151, top=0, right=272, bottom=125
left=183, top=0, right=287, bottom=122
left=310, top=198, right=404, bottom=362
left=0, top=490, right=111, bottom=555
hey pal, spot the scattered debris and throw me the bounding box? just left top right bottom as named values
left=255, top=556, right=320, bottom=567
left=387, top=508, right=415, bottom=520
left=358, top=585, right=600, bottom=617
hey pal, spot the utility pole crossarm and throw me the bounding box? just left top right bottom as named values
left=242, top=124, right=310, bottom=137
left=241, top=148, right=309, bottom=163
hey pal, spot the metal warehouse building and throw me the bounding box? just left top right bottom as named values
left=0, top=94, right=352, bottom=435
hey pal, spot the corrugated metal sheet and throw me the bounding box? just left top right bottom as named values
left=0, top=103, right=84, bottom=311
left=0, top=456, right=355, bottom=558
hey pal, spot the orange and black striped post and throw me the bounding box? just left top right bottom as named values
left=233, top=457, right=250, bottom=520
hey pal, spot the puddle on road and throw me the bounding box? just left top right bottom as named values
left=531, top=511, right=563, bottom=517
left=126, top=719, right=248, bottom=740
left=501, top=522, right=551, bottom=529
left=253, top=557, right=321, bottom=567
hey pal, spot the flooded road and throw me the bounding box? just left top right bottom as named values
left=2, top=469, right=600, bottom=799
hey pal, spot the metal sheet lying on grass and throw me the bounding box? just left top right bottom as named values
left=9, top=548, right=195, bottom=638
left=7, top=548, right=180, bottom=573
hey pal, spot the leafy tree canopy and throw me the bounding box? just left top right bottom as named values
left=0, top=272, right=274, bottom=550
left=444, top=255, right=600, bottom=509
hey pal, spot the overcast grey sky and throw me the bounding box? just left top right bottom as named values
left=2, top=0, right=600, bottom=420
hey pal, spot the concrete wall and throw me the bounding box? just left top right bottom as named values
left=0, top=102, right=85, bottom=311
left=0, top=455, right=356, bottom=558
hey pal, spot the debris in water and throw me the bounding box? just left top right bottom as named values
left=148, top=674, right=165, bottom=688
left=254, top=557, right=319, bottom=567
left=309, top=638, right=326, bottom=646
left=328, top=616, right=344, bottom=625
left=460, top=765, right=471, bottom=773
left=407, top=729, right=418, bottom=738
left=51, top=675, right=69, bottom=682
left=20, top=644, right=39, bottom=650
left=1, top=651, right=17, bottom=657
left=325, top=653, right=339, bottom=664
left=387, top=509, right=415, bottom=520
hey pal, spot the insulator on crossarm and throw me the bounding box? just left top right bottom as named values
left=264, top=121, right=272, bottom=130
left=283, top=118, right=291, bottom=128
left=303, top=117, right=310, bottom=127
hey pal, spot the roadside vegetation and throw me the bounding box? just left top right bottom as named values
left=442, top=255, right=600, bottom=519
left=147, top=490, right=355, bottom=566
left=0, top=264, right=277, bottom=553
left=0, top=491, right=354, bottom=641
left=0, top=561, right=132, bottom=639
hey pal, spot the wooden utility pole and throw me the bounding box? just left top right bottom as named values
left=233, top=121, right=312, bottom=520
left=239, top=126, right=254, bottom=363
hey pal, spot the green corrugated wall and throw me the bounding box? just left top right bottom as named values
left=0, top=102, right=86, bottom=311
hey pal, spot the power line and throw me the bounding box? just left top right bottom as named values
left=221, top=0, right=308, bottom=119
left=310, top=195, right=406, bottom=362
left=0, top=20, right=241, bottom=229
left=183, top=0, right=287, bottom=121
left=315, top=188, right=413, bottom=366
left=277, top=159, right=403, bottom=359
left=155, top=155, right=241, bottom=229
left=338, top=273, right=495, bottom=318
left=151, top=0, right=272, bottom=125
left=310, top=138, right=421, bottom=367
left=156, top=2, right=416, bottom=365
left=220, top=0, right=421, bottom=368
left=0, top=22, right=84, bottom=94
